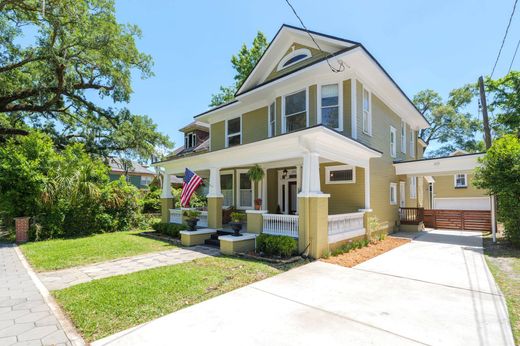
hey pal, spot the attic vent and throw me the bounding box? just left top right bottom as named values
left=277, top=48, right=311, bottom=71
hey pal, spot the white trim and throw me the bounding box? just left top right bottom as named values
left=268, top=101, right=276, bottom=138
left=434, top=197, right=488, bottom=200
left=390, top=182, right=397, bottom=205
left=400, top=120, right=407, bottom=154
left=362, top=86, right=372, bottom=136
left=317, top=82, right=343, bottom=131
left=282, top=88, right=308, bottom=134
left=278, top=168, right=298, bottom=214
left=225, top=116, right=242, bottom=148
left=394, top=154, right=484, bottom=176
left=390, top=126, right=397, bottom=158
left=220, top=169, right=234, bottom=207
left=454, top=173, right=468, bottom=188
left=277, top=48, right=312, bottom=71
left=245, top=210, right=268, bottom=214
left=410, top=129, right=415, bottom=158
left=399, top=181, right=406, bottom=207
left=351, top=78, right=357, bottom=139
left=236, top=169, right=255, bottom=210
left=219, top=232, right=257, bottom=242
left=325, top=165, right=355, bottom=184
left=410, top=176, right=417, bottom=199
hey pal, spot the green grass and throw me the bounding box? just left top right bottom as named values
left=20, top=231, right=175, bottom=271
left=53, top=256, right=296, bottom=342
left=484, top=236, right=520, bottom=344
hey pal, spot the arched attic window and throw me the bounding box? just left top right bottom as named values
left=277, top=48, right=312, bottom=71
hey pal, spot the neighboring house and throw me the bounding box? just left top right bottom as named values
left=108, top=158, right=157, bottom=188
left=155, top=25, right=490, bottom=258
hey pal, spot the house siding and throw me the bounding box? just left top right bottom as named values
left=210, top=121, right=225, bottom=151
left=309, top=84, right=317, bottom=126
left=433, top=174, right=486, bottom=199
left=242, top=106, right=268, bottom=144
left=343, top=79, right=352, bottom=137
left=320, top=163, right=365, bottom=214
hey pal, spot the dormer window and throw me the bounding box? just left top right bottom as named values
left=277, top=48, right=311, bottom=71
left=184, top=132, right=196, bottom=149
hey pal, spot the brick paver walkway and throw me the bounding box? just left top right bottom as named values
left=0, top=244, right=72, bottom=345
left=39, top=245, right=220, bottom=291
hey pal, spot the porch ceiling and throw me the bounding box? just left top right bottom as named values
left=394, top=153, right=484, bottom=176
left=156, top=125, right=381, bottom=174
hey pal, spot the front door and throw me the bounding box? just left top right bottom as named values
left=288, top=181, right=297, bottom=214
left=400, top=182, right=406, bottom=208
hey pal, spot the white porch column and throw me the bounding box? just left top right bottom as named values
left=207, top=167, right=222, bottom=198
left=300, top=152, right=322, bottom=196
left=161, top=172, right=173, bottom=198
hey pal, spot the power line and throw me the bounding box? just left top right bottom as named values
left=508, top=38, right=520, bottom=73
left=284, top=0, right=345, bottom=73
left=491, top=0, right=518, bottom=78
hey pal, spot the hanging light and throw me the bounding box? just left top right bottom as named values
left=282, top=169, right=288, bottom=179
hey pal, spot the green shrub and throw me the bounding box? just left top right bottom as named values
left=256, top=233, right=297, bottom=258
left=151, top=222, right=187, bottom=238
left=230, top=212, right=245, bottom=223
left=141, top=187, right=161, bottom=213
left=331, top=239, right=370, bottom=256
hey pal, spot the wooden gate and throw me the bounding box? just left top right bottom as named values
left=423, top=209, right=491, bottom=231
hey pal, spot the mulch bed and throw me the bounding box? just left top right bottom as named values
left=322, top=237, right=410, bottom=268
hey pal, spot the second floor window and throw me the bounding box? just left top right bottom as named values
left=401, top=120, right=406, bottom=154
left=184, top=132, right=196, bottom=149
left=390, top=126, right=397, bottom=158
left=362, top=88, right=372, bottom=135
left=284, top=89, right=307, bottom=133
left=226, top=117, right=241, bottom=147
left=410, top=129, right=415, bottom=157
left=320, top=84, right=340, bottom=130
left=268, top=102, right=276, bottom=137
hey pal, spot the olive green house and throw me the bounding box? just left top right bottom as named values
left=154, top=25, right=489, bottom=258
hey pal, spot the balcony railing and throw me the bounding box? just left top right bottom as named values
left=399, top=207, right=424, bottom=225
left=327, top=212, right=365, bottom=243
left=262, top=214, right=299, bottom=238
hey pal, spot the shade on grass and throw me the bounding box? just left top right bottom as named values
left=20, top=231, right=174, bottom=271
left=53, top=256, right=286, bottom=342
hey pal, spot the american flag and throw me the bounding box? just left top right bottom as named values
left=181, top=168, right=203, bottom=207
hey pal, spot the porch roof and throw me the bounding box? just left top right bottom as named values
left=393, top=152, right=484, bottom=176
left=155, top=125, right=381, bottom=174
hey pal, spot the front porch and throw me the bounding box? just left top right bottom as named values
left=158, top=126, right=381, bottom=258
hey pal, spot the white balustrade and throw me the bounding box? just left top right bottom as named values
left=262, top=214, right=299, bottom=238
left=327, top=212, right=365, bottom=243
left=169, top=208, right=208, bottom=228
left=169, top=209, right=183, bottom=224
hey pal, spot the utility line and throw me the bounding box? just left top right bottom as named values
left=490, top=0, right=518, bottom=78
left=508, top=38, right=520, bottom=73
left=284, top=0, right=345, bottom=73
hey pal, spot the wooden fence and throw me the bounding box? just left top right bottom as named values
left=423, top=209, right=491, bottom=231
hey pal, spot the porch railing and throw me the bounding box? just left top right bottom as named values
left=399, top=207, right=424, bottom=225
left=169, top=208, right=208, bottom=228
left=262, top=214, right=299, bottom=238
left=170, top=209, right=183, bottom=224
left=327, top=212, right=365, bottom=243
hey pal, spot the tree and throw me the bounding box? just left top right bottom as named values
left=412, top=88, right=482, bottom=156
left=0, top=0, right=172, bottom=159
left=209, top=31, right=268, bottom=107
left=485, top=71, right=520, bottom=137
left=474, top=135, right=520, bottom=246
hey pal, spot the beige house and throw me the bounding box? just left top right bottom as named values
left=154, top=25, right=490, bottom=258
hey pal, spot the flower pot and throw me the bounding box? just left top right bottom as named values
left=229, top=222, right=243, bottom=237
left=254, top=204, right=261, bottom=210
left=186, top=218, right=199, bottom=232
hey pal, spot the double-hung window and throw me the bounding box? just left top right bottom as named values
left=184, top=132, right=196, bottom=149
left=320, top=84, right=340, bottom=130
left=362, top=88, right=372, bottom=135
left=410, top=129, right=415, bottom=158
left=401, top=121, right=406, bottom=154
left=390, top=183, right=397, bottom=205
left=410, top=176, right=417, bottom=199
left=454, top=173, right=467, bottom=188
left=268, top=102, right=276, bottom=137
left=284, top=89, right=307, bottom=133
left=226, top=117, right=241, bottom=147
left=390, top=126, right=397, bottom=158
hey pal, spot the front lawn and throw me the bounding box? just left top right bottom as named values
left=484, top=236, right=520, bottom=344
left=53, top=256, right=297, bottom=342
left=20, top=231, right=174, bottom=271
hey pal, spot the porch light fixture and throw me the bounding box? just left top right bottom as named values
left=282, top=169, right=288, bottom=179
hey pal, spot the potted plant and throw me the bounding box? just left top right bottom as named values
left=254, top=198, right=262, bottom=210
left=229, top=212, right=245, bottom=237
left=183, top=210, right=201, bottom=232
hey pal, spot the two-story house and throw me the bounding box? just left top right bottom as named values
left=155, top=25, right=487, bottom=258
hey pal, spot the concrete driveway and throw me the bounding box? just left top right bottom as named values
left=94, top=230, right=514, bottom=346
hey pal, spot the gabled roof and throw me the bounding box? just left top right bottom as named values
left=108, top=158, right=156, bottom=175
left=178, top=121, right=210, bottom=133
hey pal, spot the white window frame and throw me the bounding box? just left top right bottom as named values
left=282, top=88, right=308, bottom=134
left=325, top=165, right=356, bottom=184
left=454, top=173, right=468, bottom=188
left=390, top=182, right=397, bottom=205
left=410, top=129, right=416, bottom=158
left=390, top=126, right=397, bottom=158
left=401, top=120, right=406, bottom=154
left=410, top=176, right=417, bottom=199
left=277, top=48, right=312, bottom=71
left=362, top=87, right=372, bottom=136
left=236, top=169, right=255, bottom=209
left=317, top=82, right=343, bottom=131
left=268, top=101, right=276, bottom=138
left=184, top=132, right=195, bottom=149
left=220, top=170, right=234, bottom=208
left=225, top=116, right=242, bottom=148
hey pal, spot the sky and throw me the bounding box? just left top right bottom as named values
left=114, top=0, right=520, bottom=150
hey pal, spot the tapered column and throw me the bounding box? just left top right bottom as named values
left=207, top=167, right=223, bottom=229
left=160, top=172, right=174, bottom=223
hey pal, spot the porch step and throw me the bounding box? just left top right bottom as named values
left=204, top=238, right=221, bottom=247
